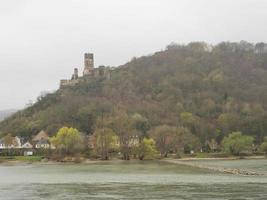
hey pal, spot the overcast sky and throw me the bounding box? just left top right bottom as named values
left=0, top=0, right=266, bottom=110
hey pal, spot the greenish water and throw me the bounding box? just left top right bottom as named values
left=0, top=160, right=267, bottom=200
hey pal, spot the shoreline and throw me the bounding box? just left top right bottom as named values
left=175, top=155, right=265, bottom=161
left=1, top=156, right=266, bottom=176
left=0, top=155, right=265, bottom=165
left=162, top=158, right=266, bottom=176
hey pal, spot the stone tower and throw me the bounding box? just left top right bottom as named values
left=71, top=68, right=79, bottom=80
left=83, top=53, right=94, bottom=76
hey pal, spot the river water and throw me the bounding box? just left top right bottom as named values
left=0, top=160, right=266, bottom=200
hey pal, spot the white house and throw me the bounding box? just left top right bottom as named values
left=21, top=142, right=33, bottom=149
left=0, top=136, right=22, bottom=149
left=35, top=138, right=50, bottom=149
left=0, top=139, right=5, bottom=149
left=33, top=130, right=55, bottom=149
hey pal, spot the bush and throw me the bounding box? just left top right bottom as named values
left=222, top=132, right=254, bottom=156
left=260, top=137, right=267, bottom=155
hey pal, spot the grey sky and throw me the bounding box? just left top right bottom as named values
left=0, top=0, right=266, bottom=110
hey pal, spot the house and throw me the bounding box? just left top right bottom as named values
left=13, top=136, right=22, bottom=148
left=87, top=135, right=96, bottom=149
left=21, top=141, right=33, bottom=149
left=33, top=130, right=49, bottom=142
left=0, top=136, right=22, bottom=149
left=33, top=130, right=53, bottom=149
left=35, top=138, right=50, bottom=149
left=129, top=135, right=139, bottom=148
left=0, top=139, right=5, bottom=149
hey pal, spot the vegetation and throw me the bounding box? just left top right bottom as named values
left=260, top=137, right=267, bottom=155
left=222, top=132, right=254, bottom=156
left=94, top=128, right=118, bottom=160
left=50, top=127, right=85, bottom=155
left=0, top=156, right=42, bottom=162
left=1, top=41, right=267, bottom=158
left=136, top=138, right=157, bottom=160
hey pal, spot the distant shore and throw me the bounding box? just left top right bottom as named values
left=1, top=156, right=266, bottom=177
left=0, top=155, right=265, bottom=165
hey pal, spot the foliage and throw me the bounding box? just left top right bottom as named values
left=2, top=134, right=17, bottom=147
left=150, top=125, right=199, bottom=157
left=150, top=125, right=176, bottom=157
left=50, top=127, right=85, bottom=155
left=0, top=41, right=267, bottom=151
left=132, top=113, right=150, bottom=142
left=136, top=138, right=157, bottom=160
left=260, top=137, right=267, bottom=154
left=94, top=128, right=118, bottom=160
left=222, top=132, right=254, bottom=155
left=109, top=111, right=134, bottom=160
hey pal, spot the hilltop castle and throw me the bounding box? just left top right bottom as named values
left=60, top=53, right=111, bottom=88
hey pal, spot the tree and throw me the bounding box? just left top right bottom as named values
left=217, top=113, right=239, bottom=142
left=2, top=134, right=18, bottom=155
left=94, top=128, right=118, bottom=160
left=136, top=138, right=157, bottom=160
left=132, top=113, right=150, bottom=143
left=150, top=125, right=177, bottom=157
left=110, top=111, right=134, bottom=160
left=173, top=127, right=200, bottom=154
left=260, top=137, right=267, bottom=155
left=50, top=127, right=85, bottom=155
left=3, top=133, right=16, bottom=148
left=1, top=42, right=267, bottom=147
left=180, top=112, right=199, bottom=135
left=222, top=132, right=254, bottom=156
left=76, top=106, right=96, bottom=134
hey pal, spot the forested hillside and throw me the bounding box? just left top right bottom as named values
left=0, top=109, right=16, bottom=122
left=1, top=41, right=267, bottom=145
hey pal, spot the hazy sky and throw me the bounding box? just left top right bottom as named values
left=0, top=0, right=266, bottom=110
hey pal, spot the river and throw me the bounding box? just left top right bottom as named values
left=0, top=160, right=266, bottom=199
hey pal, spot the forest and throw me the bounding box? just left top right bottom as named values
left=1, top=41, right=267, bottom=157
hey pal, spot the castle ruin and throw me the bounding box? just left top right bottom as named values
left=83, top=53, right=94, bottom=76
left=60, top=53, right=111, bottom=88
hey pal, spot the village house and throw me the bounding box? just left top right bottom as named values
left=35, top=138, right=50, bottom=149
left=32, top=130, right=52, bottom=149
left=0, top=139, right=5, bottom=149
left=0, top=136, right=22, bottom=149
left=21, top=141, right=33, bottom=149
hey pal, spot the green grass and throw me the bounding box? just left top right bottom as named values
left=0, top=156, right=42, bottom=162
left=195, top=152, right=210, bottom=158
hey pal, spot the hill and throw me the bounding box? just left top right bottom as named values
left=0, top=109, right=17, bottom=122
left=1, top=41, right=267, bottom=144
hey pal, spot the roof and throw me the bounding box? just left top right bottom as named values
left=36, top=138, right=50, bottom=145
left=21, top=142, right=33, bottom=148
left=33, top=130, right=49, bottom=141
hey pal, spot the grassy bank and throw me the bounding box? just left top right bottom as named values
left=0, top=156, right=42, bottom=162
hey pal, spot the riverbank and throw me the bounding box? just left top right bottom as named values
left=0, top=155, right=265, bottom=164
left=1, top=155, right=266, bottom=176
left=162, top=158, right=266, bottom=176
left=176, top=155, right=265, bottom=161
